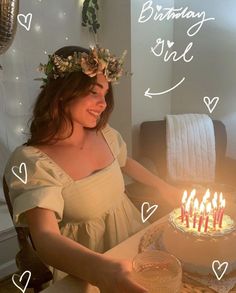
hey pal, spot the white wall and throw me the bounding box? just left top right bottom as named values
left=171, top=0, right=236, bottom=159
left=100, top=0, right=175, bottom=158
left=99, top=0, right=132, bottom=154
left=131, top=0, right=174, bottom=157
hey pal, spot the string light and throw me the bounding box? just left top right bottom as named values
left=58, top=11, right=66, bottom=19
left=15, top=76, right=19, bottom=80
left=15, top=126, right=25, bottom=135
left=34, top=24, right=41, bottom=32
left=65, top=37, right=69, bottom=41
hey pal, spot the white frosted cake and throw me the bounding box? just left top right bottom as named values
left=158, top=209, right=236, bottom=275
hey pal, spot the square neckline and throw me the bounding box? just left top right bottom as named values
left=28, top=126, right=117, bottom=183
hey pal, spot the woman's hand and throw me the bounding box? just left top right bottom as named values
left=92, top=256, right=148, bottom=293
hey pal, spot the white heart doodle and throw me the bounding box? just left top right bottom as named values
left=212, top=260, right=228, bottom=281
left=167, top=40, right=174, bottom=48
left=203, top=96, right=219, bottom=114
left=12, top=270, right=31, bottom=293
left=11, top=162, right=28, bottom=184
left=17, top=13, right=32, bottom=31
left=141, top=202, right=158, bottom=223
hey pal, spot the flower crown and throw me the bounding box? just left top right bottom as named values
left=37, top=45, right=127, bottom=85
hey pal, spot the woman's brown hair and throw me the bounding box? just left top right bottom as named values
left=26, top=46, right=114, bottom=146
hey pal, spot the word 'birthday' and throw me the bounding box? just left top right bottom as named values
left=138, top=0, right=215, bottom=37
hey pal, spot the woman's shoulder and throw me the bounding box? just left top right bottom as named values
left=4, top=145, right=58, bottom=181
left=6, top=145, right=41, bottom=166
left=101, top=124, right=126, bottom=155
left=4, top=144, right=69, bottom=186
left=102, top=123, right=124, bottom=141
left=5, top=145, right=40, bottom=177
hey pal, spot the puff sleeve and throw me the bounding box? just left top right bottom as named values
left=4, top=146, right=65, bottom=227
left=103, top=125, right=128, bottom=167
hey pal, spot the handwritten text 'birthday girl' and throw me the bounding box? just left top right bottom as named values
left=138, top=1, right=215, bottom=37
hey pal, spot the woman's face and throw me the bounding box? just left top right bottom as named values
left=68, top=74, right=109, bottom=128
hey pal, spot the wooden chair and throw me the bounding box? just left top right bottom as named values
left=139, top=120, right=236, bottom=185
left=2, top=176, right=53, bottom=292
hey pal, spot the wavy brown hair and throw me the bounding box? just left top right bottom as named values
left=26, top=46, right=114, bottom=146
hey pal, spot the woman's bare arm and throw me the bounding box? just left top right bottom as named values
left=121, top=157, right=182, bottom=206
left=121, top=157, right=167, bottom=191
left=25, top=207, right=148, bottom=293
left=26, top=207, right=103, bottom=284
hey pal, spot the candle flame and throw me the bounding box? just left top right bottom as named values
left=193, top=198, right=199, bottom=210
left=200, top=202, right=205, bottom=213
left=219, top=192, right=224, bottom=203
left=213, top=192, right=218, bottom=201
left=212, top=198, right=217, bottom=209
left=221, top=198, right=226, bottom=208
left=185, top=199, right=191, bottom=212
left=182, top=190, right=188, bottom=204
left=190, top=189, right=196, bottom=199
left=206, top=202, right=212, bottom=213
left=203, top=189, right=210, bottom=203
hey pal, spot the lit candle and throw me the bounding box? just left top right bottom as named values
left=217, top=193, right=224, bottom=222
left=193, top=198, right=199, bottom=229
left=181, top=190, right=188, bottom=222
left=219, top=198, right=226, bottom=228
left=198, top=202, right=205, bottom=232
left=204, top=203, right=212, bottom=233
left=185, top=200, right=191, bottom=228
left=189, top=189, right=196, bottom=217
left=203, top=189, right=210, bottom=205
left=212, top=197, right=218, bottom=229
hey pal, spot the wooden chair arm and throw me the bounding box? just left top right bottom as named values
left=16, top=242, right=53, bottom=288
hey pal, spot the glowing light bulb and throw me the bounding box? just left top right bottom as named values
left=65, top=36, right=69, bottom=41
left=19, top=101, right=23, bottom=106
left=44, top=51, right=48, bottom=55
left=35, top=24, right=41, bottom=32
left=16, top=126, right=24, bottom=135
left=15, top=76, right=19, bottom=80
left=58, top=11, right=66, bottom=19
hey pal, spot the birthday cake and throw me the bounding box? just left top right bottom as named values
left=156, top=190, right=236, bottom=277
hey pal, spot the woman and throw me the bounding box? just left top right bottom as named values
left=5, top=45, right=180, bottom=293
